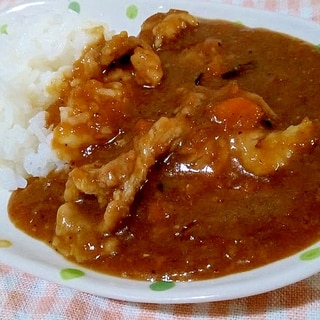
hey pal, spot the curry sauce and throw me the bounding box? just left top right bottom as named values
left=8, top=11, right=320, bottom=281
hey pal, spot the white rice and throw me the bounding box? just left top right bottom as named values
left=0, top=10, right=110, bottom=190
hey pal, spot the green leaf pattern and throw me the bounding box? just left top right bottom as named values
left=126, top=5, right=138, bottom=19
left=68, top=1, right=81, bottom=13
left=60, top=268, right=85, bottom=280
left=300, top=247, right=320, bottom=261
left=0, top=24, right=8, bottom=34
left=0, top=239, right=12, bottom=247
left=149, top=281, right=175, bottom=291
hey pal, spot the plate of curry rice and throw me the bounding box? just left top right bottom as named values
left=1, top=0, right=320, bottom=303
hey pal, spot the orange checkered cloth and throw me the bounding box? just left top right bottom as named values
left=1, top=0, right=320, bottom=319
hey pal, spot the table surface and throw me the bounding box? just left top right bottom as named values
left=1, top=0, right=320, bottom=319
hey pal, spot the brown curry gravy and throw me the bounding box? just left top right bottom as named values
left=8, top=16, right=320, bottom=281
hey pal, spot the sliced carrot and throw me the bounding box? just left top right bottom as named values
left=211, top=96, right=264, bottom=130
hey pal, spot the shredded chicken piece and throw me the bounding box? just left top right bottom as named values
left=64, top=116, right=188, bottom=234
left=54, top=91, right=203, bottom=257
left=99, top=31, right=163, bottom=86
left=61, top=90, right=207, bottom=237
left=64, top=150, right=136, bottom=206
left=64, top=117, right=187, bottom=207
left=53, top=31, right=164, bottom=161
left=233, top=117, right=318, bottom=175
left=178, top=38, right=224, bottom=77
left=65, top=117, right=188, bottom=233
left=101, top=116, right=189, bottom=233
left=130, top=46, right=163, bottom=87
left=78, top=30, right=164, bottom=86
left=152, top=11, right=199, bottom=48
left=54, top=201, right=121, bottom=261
left=100, top=31, right=138, bottom=66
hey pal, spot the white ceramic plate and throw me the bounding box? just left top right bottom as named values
left=1, top=0, right=320, bottom=304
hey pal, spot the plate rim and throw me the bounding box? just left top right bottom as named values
left=1, top=0, right=320, bottom=304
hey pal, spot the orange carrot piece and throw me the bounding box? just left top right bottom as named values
left=212, top=97, right=264, bottom=130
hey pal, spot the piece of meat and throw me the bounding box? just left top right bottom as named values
left=100, top=31, right=164, bottom=87
left=53, top=90, right=206, bottom=258
left=130, top=46, right=163, bottom=87
left=62, top=115, right=188, bottom=236
left=100, top=115, right=189, bottom=233
left=151, top=11, right=198, bottom=48
left=232, top=117, right=319, bottom=175
left=60, top=90, right=207, bottom=236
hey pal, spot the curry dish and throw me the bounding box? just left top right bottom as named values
left=8, top=10, right=320, bottom=281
